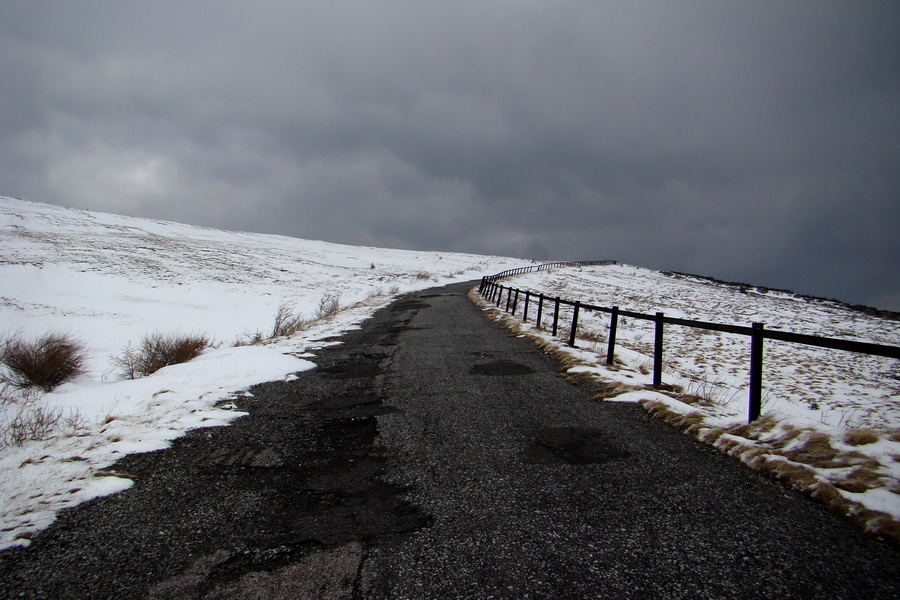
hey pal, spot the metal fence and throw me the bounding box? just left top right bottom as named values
left=479, top=268, right=900, bottom=423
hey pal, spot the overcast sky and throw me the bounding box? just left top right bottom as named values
left=2, top=1, right=898, bottom=310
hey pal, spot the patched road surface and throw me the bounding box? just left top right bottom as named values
left=1, top=282, right=898, bottom=598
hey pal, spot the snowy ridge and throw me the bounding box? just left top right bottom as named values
left=0, top=196, right=526, bottom=549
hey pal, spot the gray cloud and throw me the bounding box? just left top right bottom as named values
left=1, top=1, right=898, bottom=309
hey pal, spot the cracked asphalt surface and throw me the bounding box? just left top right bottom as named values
left=1, top=281, right=898, bottom=598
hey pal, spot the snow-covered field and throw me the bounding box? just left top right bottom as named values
left=3, top=195, right=898, bottom=549
left=0, top=196, right=525, bottom=549
left=475, top=264, right=900, bottom=537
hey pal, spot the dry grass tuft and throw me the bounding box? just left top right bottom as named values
left=782, top=432, right=839, bottom=467
left=780, top=432, right=871, bottom=469
left=113, top=332, right=210, bottom=379
left=808, top=481, right=852, bottom=515
left=592, top=380, right=630, bottom=400
left=755, top=457, right=820, bottom=490
left=833, top=465, right=883, bottom=493
left=578, top=328, right=606, bottom=344
left=675, top=394, right=708, bottom=406
left=1, top=383, right=86, bottom=447
left=843, top=430, right=881, bottom=446
left=235, top=294, right=350, bottom=347
left=557, top=372, right=581, bottom=385
left=270, top=302, right=311, bottom=338
left=698, top=427, right=726, bottom=444
left=726, top=415, right=780, bottom=440
left=639, top=400, right=703, bottom=431
left=774, top=424, right=803, bottom=445
left=860, top=512, right=900, bottom=541
left=315, top=293, right=342, bottom=319
left=1, top=332, right=89, bottom=392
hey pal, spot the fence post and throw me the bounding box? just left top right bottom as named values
left=653, top=312, right=664, bottom=386
left=569, top=301, right=581, bottom=347
left=606, top=306, right=618, bottom=365
left=505, top=288, right=513, bottom=312
left=552, top=297, right=561, bottom=337
left=512, top=289, right=519, bottom=314
left=523, top=291, right=531, bottom=322
left=748, top=322, right=764, bottom=423
left=537, top=294, right=544, bottom=328
left=495, top=285, right=503, bottom=307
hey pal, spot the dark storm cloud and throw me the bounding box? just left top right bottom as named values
left=1, top=1, right=898, bottom=309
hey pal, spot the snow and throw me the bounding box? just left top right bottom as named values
left=0, top=196, right=526, bottom=549
left=3, top=195, right=898, bottom=548
left=478, top=263, right=900, bottom=526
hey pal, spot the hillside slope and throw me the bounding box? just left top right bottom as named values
left=0, top=196, right=525, bottom=549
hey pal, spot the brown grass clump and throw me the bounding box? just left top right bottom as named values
left=726, top=415, right=780, bottom=441
left=833, top=465, right=883, bottom=494
left=592, top=380, right=630, bottom=400
left=774, top=424, right=803, bottom=445
left=270, top=302, right=311, bottom=338
left=578, top=328, right=606, bottom=344
left=782, top=432, right=839, bottom=467
left=1, top=332, right=89, bottom=391
left=140, top=332, right=210, bottom=375
left=755, top=458, right=820, bottom=490
left=859, top=512, right=900, bottom=541
left=698, top=427, right=726, bottom=444
left=557, top=372, right=581, bottom=385
left=639, top=400, right=704, bottom=432
left=675, top=394, right=708, bottom=406
left=114, top=332, right=210, bottom=378
left=781, top=432, right=871, bottom=469
left=314, top=293, right=342, bottom=319
left=809, top=481, right=853, bottom=515
left=843, top=430, right=881, bottom=446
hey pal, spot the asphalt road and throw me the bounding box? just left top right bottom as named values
left=1, top=281, right=898, bottom=599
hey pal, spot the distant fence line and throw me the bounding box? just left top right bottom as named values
left=478, top=265, right=900, bottom=424
left=483, top=261, right=617, bottom=283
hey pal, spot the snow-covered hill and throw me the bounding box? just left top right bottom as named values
left=2, top=195, right=898, bottom=548
left=0, top=196, right=525, bottom=549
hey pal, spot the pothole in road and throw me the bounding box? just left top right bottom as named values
left=469, top=360, right=535, bottom=376
left=522, top=427, right=631, bottom=465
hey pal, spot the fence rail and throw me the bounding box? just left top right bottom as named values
left=482, top=260, right=617, bottom=284
left=478, top=266, right=900, bottom=423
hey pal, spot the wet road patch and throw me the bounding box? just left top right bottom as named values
left=522, top=427, right=631, bottom=465
left=318, top=361, right=381, bottom=379
left=390, top=301, right=431, bottom=312
left=303, top=394, right=398, bottom=418
left=470, top=360, right=536, bottom=376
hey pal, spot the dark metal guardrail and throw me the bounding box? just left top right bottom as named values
left=478, top=268, right=900, bottom=423
left=482, top=261, right=616, bottom=284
